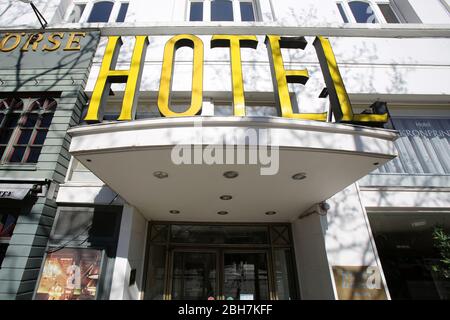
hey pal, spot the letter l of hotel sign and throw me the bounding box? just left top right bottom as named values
left=85, top=35, right=388, bottom=124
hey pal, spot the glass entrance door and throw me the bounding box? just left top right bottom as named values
left=223, top=252, right=269, bottom=300
left=171, top=251, right=217, bottom=300
left=145, top=223, right=299, bottom=300
left=170, top=250, right=270, bottom=300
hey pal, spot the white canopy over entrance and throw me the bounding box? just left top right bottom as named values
left=68, top=117, right=397, bottom=222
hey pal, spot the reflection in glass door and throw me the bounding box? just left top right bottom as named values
left=171, top=251, right=217, bottom=300
left=223, top=252, right=269, bottom=300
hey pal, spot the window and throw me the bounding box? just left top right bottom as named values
left=87, top=1, right=114, bottom=22
left=0, top=208, right=20, bottom=269
left=188, top=0, right=257, bottom=22
left=0, top=97, right=56, bottom=164
left=211, top=0, right=234, bottom=21
left=0, top=243, right=7, bottom=268
left=0, top=210, right=19, bottom=239
left=369, top=212, right=450, bottom=300
left=337, top=1, right=404, bottom=23
left=189, top=2, right=203, bottom=21
left=377, top=118, right=450, bottom=175
left=337, top=3, right=349, bottom=22
left=378, top=3, right=400, bottom=23
left=240, top=1, right=256, bottom=21
left=66, top=1, right=129, bottom=23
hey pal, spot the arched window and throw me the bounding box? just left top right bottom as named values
left=87, top=1, right=114, bottom=22
left=348, top=1, right=377, bottom=23
left=0, top=98, right=24, bottom=161
left=336, top=1, right=406, bottom=24
left=0, top=97, right=56, bottom=164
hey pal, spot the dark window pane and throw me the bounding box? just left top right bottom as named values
left=144, top=245, right=167, bottom=300
left=368, top=212, right=450, bottom=300
left=0, top=243, right=8, bottom=267
left=17, top=129, right=32, bottom=144
left=150, top=224, right=169, bottom=243
left=172, top=252, right=216, bottom=300
left=189, top=2, right=203, bottom=21
left=24, top=114, right=38, bottom=127
left=26, top=147, right=41, bottom=163
left=337, top=3, right=349, bottom=23
left=9, top=146, right=25, bottom=162
left=11, top=99, right=23, bottom=110
left=349, top=1, right=377, bottom=23
left=0, top=214, right=18, bottom=238
left=69, top=4, right=86, bottom=22
left=116, top=3, right=129, bottom=22
left=40, top=113, right=54, bottom=128
left=0, top=146, right=5, bottom=159
left=87, top=1, right=114, bottom=22
left=170, top=225, right=268, bottom=244
left=103, top=114, right=120, bottom=121
left=223, top=252, right=269, bottom=300
left=378, top=4, right=400, bottom=23
left=270, top=225, right=291, bottom=245
left=33, top=130, right=47, bottom=145
left=240, top=2, right=255, bottom=21
left=5, top=114, right=19, bottom=127
left=211, top=0, right=233, bottom=21
left=0, top=129, right=13, bottom=144
left=39, top=98, right=57, bottom=111
left=273, top=249, right=298, bottom=300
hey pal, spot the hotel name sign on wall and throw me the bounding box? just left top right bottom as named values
left=0, top=32, right=388, bottom=124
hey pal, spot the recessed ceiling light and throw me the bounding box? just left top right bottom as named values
left=217, top=211, right=229, bottom=215
left=223, top=171, right=239, bottom=179
left=220, top=195, right=233, bottom=200
left=265, top=211, right=277, bottom=216
left=153, top=171, right=169, bottom=179
left=169, top=210, right=180, bottom=214
left=292, top=173, right=306, bottom=180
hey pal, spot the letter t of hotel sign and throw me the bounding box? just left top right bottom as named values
left=85, top=36, right=149, bottom=122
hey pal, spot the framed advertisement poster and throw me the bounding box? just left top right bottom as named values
left=332, top=266, right=388, bottom=300
left=34, top=248, right=104, bottom=300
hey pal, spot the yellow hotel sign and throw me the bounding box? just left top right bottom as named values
left=84, top=34, right=388, bottom=124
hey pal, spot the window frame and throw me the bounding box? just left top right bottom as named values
left=336, top=0, right=403, bottom=24
left=0, top=97, right=56, bottom=165
left=186, top=0, right=259, bottom=22
left=65, top=0, right=129, bottom=23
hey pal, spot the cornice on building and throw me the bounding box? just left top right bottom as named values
left=1, top=22, right=450, bottom=38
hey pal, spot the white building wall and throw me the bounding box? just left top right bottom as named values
left=323, top=184, right=391, bottom=299
left=0, top=0, right=62, bottom=27
left=292, top=215, right=336, bottom=300
left=409, top=0, right=450, bottom=23
left=110, top=204, right=148, bottom=300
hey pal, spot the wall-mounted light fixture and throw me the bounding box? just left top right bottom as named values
left=298, top=201, right=330, bottom=220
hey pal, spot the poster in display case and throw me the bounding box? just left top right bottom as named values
left=34, top=248, right=104, bottom=300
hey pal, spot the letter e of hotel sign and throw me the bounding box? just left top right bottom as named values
left=84, top=34, right=388, bottom=125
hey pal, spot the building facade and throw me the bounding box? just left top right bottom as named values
left=0, top=0, right=449, bottom=300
